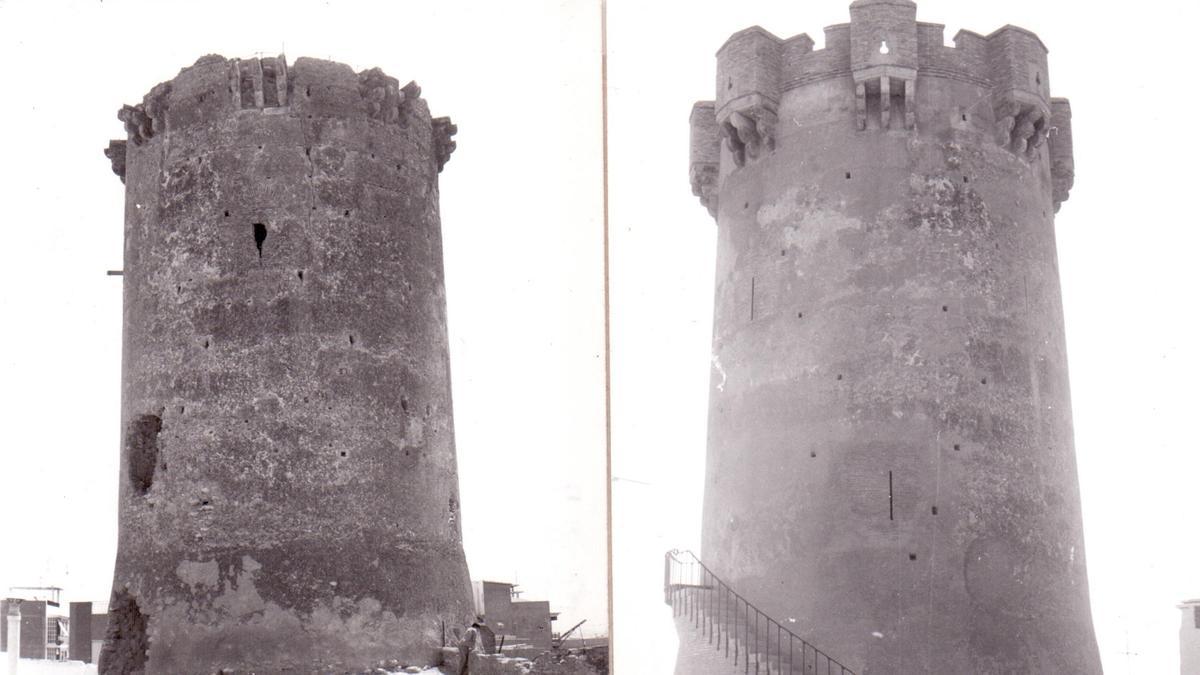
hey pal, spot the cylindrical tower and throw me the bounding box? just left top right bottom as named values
left=100, top=54, right=470, bottom=673
left=688, top=1, right=1098, bottom=672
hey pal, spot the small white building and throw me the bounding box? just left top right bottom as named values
left=1181, top=599, right=1200, bottom=675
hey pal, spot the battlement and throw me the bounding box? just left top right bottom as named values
left=108, top=54, right=455, bottom=175
left=698, top=1, right=1064, bottom=178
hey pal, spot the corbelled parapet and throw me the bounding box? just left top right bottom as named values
left=99, top=54, right=471, bottom=674
left=690, top=3, right=1074, bottom=213
left=1049, top=97, right=1075, bottom=212
left=690, top=102, right=721, bottom=216
left=715, top=27, right=782, bottom=167
left=104, top=55, right=456, bottom=180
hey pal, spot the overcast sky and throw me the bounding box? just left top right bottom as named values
left=0, top=0, right=607, bottom=640
left=608, top=1, right=1200, bottom=673
left=2, top=0, right=1198, bottom=673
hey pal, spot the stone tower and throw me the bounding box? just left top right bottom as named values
left=688, top=1, right=1097, bottom=672
left=101, top=55, right=470, bottom=673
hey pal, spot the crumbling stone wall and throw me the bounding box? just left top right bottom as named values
left=101, top=54, right=470, bottom=673
left=439, top=648, right=607, bottom=675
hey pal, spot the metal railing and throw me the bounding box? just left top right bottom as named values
left=664, top=549, right=856, bottom=675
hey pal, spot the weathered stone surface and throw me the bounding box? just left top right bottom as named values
left=439, top=647, right=606, bottom=675
left=688, top=3, right=1095, bottom=674
left=100, top=55, right=471, bottom=674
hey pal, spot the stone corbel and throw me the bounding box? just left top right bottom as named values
left=690, top=164, right=719, bottom=217
left=719, top=107, right=776, bottom=168
left=118, top=104, right=153, bottom=146
left=358, top=68, right=404, bottom=123
left=105, top=140, right=127, bottom=183
left=432, top=117, right=457, bottom=172
left=994, top=97, right=1049, bottom=159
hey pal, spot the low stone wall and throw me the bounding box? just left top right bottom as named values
left=440, top=647, right=606, bottom=674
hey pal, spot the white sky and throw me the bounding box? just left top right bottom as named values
left=608, top=1, right=1200, bottom=673
left=1, top=0, right=1197, bottom=673
left=0, top=0, right=607, bottom=640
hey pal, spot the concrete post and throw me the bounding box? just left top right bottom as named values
left=5, top=602, right=18, bottom=675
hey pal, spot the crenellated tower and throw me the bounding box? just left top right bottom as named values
left=100, top=54, right=468, bottom=673
left=687, top=1, right=1096, bottom=672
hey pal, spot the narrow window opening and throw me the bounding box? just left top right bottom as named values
left=262, top=64, right=279, bottom=106
left=836, top=374, right=843, bottom=380
left=962, top=113, right=968, bottom=122
left=749, top=277, right=756, bottom=320
left=348, top=334, right=355, bottom=345
left=743, top=202, right=749, bottom=209
left=981, top=377, right=988, bottom=385
left=224, top=210, right=230, bottom=218
left=888, top=471, right=894, bottom=520
left=305, top=147, right=311, bottom=157
left=339, top=451, right=347, bottom=457
left=239, top=71, right=256, bottom=107
left=252, top=223, right=267, bottom=258
left=203, top=339, right=210, bottom=350
left=297, top=270, right=304, bottom=281
left=810, top=450, right=817, bottom=458
left=780, top=249, right=786, bottom=256
left=931, top=505, right=939, bottom=515
left=797, top=312, right=803, bottom=319
left=401, top=397, right=409, bottom=413
left=942, top=305, right=948, bottom=312
left=963, top=176, right=970, bottom=183
left=889, top=82, right=906, bottom=126
left=845, top=171, right=851, bottom=179
left=908, top=553, right=917, bottom=561
left=727, top=78, right=733, bottom=90
left=953, top=443, right=961, bottom=451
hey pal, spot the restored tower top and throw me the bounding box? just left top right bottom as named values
left=691, top=2, right=1074, bottom=216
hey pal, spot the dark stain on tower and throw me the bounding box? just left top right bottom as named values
left=688, top=1, right=1095, bottom=673
left=100, top=54, right=470, bottom=673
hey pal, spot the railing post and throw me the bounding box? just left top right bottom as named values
left=754, top=608, right=760, bottom=675
left=700, top=566, right=710, bottom=638
left=705, top=568, right=711, bottom=642
left=745, top=598, right=750, bottom=675
left=667, top=550, right=676, bottom=600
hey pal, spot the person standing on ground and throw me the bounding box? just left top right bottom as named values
left=458, top=620, right=481, bottom=675
left=475, top=617, right=496, bottom=655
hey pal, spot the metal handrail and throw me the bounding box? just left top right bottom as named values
left=664, top=549, right=856, bottom=675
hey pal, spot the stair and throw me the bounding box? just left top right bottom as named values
left=665, top=551, right=855, bottom=675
